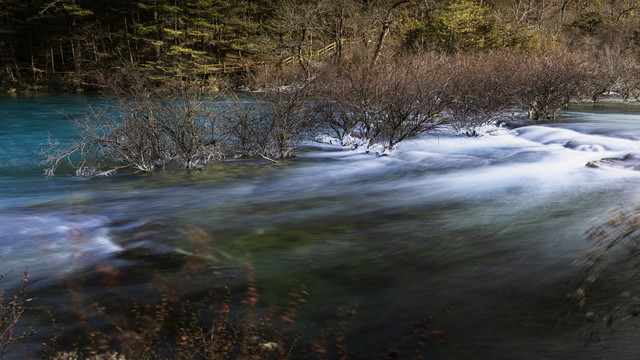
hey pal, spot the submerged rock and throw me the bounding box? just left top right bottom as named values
left=586, top=153, right=640, bottom=170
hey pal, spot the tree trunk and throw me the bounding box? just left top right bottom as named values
left=370, top=0, right=408, bottom=67
left=560, top=0, right=569, bottom=22
left=28, top=29, right=35, bottom=71
left=50, top=47, right=55, bottom=73
left=91, top=34, right=98, bottom=61
left=154, top=1, right=161, bottom=60
left=334, top=9, right=345, bottom=63
left=59, top=42, right=66, bottom=67
left=69, top=0, right=82, bottom=72
left=8, top=37, right=24, bottom=85
left=124, top=17, right=135, bottom=65
left=371, top=23, right=390, bottom=66
left=297, top=28, right=310, bottom=80
left=71, top=39, right=82, bottom=72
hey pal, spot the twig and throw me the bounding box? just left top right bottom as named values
left=259, top=154, right=278, bottom=163
left=38, top=0, right=64, bottom=16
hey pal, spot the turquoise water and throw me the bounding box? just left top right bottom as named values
left=0, top=95, right=119, bottom=277
left=0, top=95, right=83, bottom=197
left=3, top=98, right=640, bottom=358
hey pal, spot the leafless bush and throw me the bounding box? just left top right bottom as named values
left=575, top=48, right=640, bottom=103
left=576, top=49, right=618, bottom=102
left=513, top=52, right=591, bottom=120
left=44, top=85, right=224, bottom=176
left=443, top=52, right=519, bottom=135
left=611, top=54, right=640, bottom=101
left=314, top=56, right=447, bottom=150
left=258, top=85, right=318, bottom=160
left=223, top=77, right=317, bottom=161
left=314, top=63, right=386, bottom=143
left=152, top=93, right=225, bottom=168
left=222, top=94, right=263, bottom=158
left=45, top=66, right=318, bottom=176
left=374, top=57, right=447, bottom=149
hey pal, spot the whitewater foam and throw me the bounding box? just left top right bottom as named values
left=0, top=213, right=122, bottom=275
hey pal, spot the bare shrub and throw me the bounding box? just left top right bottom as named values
left=46, top=65, right=317, bottom=176
left=612, top=54, right=640, bottom=101
left=44, top=84, right=224, bottom=176
left=575, top=48, right=640, bottom=103
left=374, top=57, right=447, bottom=149
left=314, top=88, right=361, bottom=142
left=224, top=73, right=317, bottom=161
left=314, top=62, right=387, bottom=144
left=221, top=93, right=264, bottom=158
left=514, top=52, right=591, bottom=120
left=314, top=56, right=447, bottom=150
left=577, top=49, right=619, bottom=102
left=258, top=85, right=318, bottom=160
left=44, top=99, right=164, bottom=176
left=151, top=93, right=225, bottom=168
left=443, top=52, right=519, bottom=135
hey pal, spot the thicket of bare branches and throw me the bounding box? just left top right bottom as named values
left=45, top=48, right=640, bottom=176
left=609, top=51, right=640, bottom=102
left=442, top=52, right=519, bottom=135
left=374, top=58, right=447, bottom=148
left=577, top=49, right=618, bottom=102
left=313, top=50, right=595, bottom=144
left=44, top=85, right=224, bottom=176
left=513, top=52, right=591, bottom=120
left=314, top=56, right=447, bottom=150
left=45, top=68, right=319, bottom=175
left=224, top=84, right=317, bottom=161
left=314, top=63, right=384, bottom=144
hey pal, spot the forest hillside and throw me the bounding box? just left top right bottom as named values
left=2, top=0, right=640, bottom=91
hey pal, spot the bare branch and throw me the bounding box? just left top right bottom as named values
left=38, top=0, right=65, bottom=16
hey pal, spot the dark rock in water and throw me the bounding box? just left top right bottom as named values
left=563, top=140, right=606, bottom=152
left=586, top=153, right=640, bottom=170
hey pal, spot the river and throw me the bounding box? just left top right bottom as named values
left=2, top=94, right=640, bottom=358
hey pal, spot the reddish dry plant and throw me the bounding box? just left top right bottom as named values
left=242, top=262, right=259, bottom=311
left=34, top=254, right=443, bottom=359
left=305, top=305, right=357, bottom=360
left=0, top=270, right=34, bottom=359
left=410, top=318, right=446, bottom=360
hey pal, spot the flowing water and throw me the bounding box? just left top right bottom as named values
left=3, top=95, right=640, bottom=358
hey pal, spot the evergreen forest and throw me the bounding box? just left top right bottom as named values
left=3, top=0, right=640, bottom=91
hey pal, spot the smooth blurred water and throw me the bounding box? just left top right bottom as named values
left=3, top=98, right=640, bottom=358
